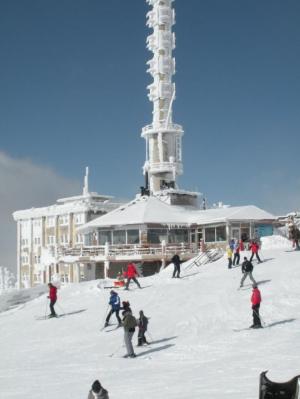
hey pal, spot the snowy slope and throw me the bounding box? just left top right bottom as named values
left=0, top=239, right=300, bottom=399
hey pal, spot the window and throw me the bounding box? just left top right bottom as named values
left=74, top=213, right=84, bottom=225
left=46, top=216, right=55, bottom=227
left=33, top=219, right=41, bottom=227
left=148, top=229, right=168, bottom=244
left=168, top=229, right=188, bottom=244
left=34, top=255, right=41, bottom=264
left=60, top=234, right=69, bottom=245
left=205, top=228, right=216, bottom=243
left=47, top=236, right=55, bottom=245
left=205, top=226, right=227, bottom=243
left=98, top=231, right=112, bottom=245
left=59, top=215, right=69, bottom=226
left=21, top=239, right=29, bottom=246
left=127, top=230, right=139, bottom=244
left=21, top=256, right=29, bottom=264
left=216, top=226, right=226, bottom=242
left=113, top=230, right=126, bottom=245
left=76, top=234, right=84, bottom=244
left=34, top=237, right=41, bottom=246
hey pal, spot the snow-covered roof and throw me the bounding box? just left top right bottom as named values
left=12, top=194, right=121, bottom=220
left=191, top=205, right=276, bottom=225
left=78, top=196, right=276, bottom=233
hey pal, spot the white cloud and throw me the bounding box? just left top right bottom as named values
left=0, top=151, right=81, bottom=273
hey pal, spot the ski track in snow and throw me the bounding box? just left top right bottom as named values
left=0, top=244, right=300, bottom=398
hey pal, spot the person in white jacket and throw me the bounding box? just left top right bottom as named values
left=87, top=380, right=109, bottom=399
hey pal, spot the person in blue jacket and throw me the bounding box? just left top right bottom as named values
left=104, top=290, right=121, bottom=327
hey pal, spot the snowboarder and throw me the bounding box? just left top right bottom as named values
left=171, top=253, right=181, bottom=278
left=250, top=284, right=262, bottom=328
left=137, top=310, right=149, bottom=346
left=232, top=240, right=240, bottom=266
left=122, top=309, right=137, bottom=358
left=47, top=282, right=57, bottom=318
left=124, top=262, right=141, bottom=290
left=240, top=257, right=257, bottom=288
left=104, top=290, right=121, bottom=327
left=226, top=246, right=233, bottom=269
left=249, top=240, right=262, bottom=263
left=87, top=380, right=109, bottom=399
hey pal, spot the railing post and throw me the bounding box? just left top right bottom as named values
left=104, top=242, right=110, bottom=279
left=161, top=240, right=166, bottom=269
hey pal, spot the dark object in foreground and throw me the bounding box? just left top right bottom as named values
left=259, top=371, right=300, bottom=399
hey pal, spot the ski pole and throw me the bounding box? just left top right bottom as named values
left=44, top=297, right=49, bottom=319
left=56, top=303, right=66, bottom=315
left=109, top=342, right=124, bottom=358
left=146, top=330, right=154, bottom=342
left=101, top=303, right=110, bottom=328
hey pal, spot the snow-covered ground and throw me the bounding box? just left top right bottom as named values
left=0, top=237, right=300, bottom=399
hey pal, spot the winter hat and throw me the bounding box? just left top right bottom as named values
left=252, top=284, right=257, bottom=289
left=110, top=290, right=115, bottom=294
left=92, top=380, right=101, bottom=393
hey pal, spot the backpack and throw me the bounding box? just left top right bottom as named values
left=125, top=314, right=137, bottom=329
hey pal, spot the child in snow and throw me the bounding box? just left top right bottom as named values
left=87, top=380, right=109, bottom=399
left=137, top=310, right=149, bottom=346
left=226, top=246, right=233, bottom=269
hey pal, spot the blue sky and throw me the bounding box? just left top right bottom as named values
left=0, top=0, right=299, bottom=214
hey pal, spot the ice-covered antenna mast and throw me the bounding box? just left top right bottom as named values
left=141, top=0, right=183, bottom=194
left=83, top=166, right=89, bottom=196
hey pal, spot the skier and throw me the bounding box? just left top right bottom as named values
left=122, top=309, right=137, bottom=358
left=250, top=284, right=262, bottom=328
left=226, top=246, right=233, bottom=269
left=124, top=262, right=141, bottom=290
left=171, top=253, right=181, bottom=278
left=229, top=239, right=235, bottom=251
left=104, top=290, right=121, bottom=328
left=240, top=257, right=257, bottom=288
left=232, top=240, right=240, bottom=266
left=137, top=310, right=149, bottom=346
left=87, top=380, right=109, bottom=399
left=249, top=240, right=262, bottom=263
left=47, top=282, right=57, bottom=318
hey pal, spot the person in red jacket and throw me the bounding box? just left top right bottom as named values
left=250, top=284, right=262, bottom=328
left=249, top=240, right=262, bottom=263
left=124, top=262, right=141, bottom=290
left=48, top=282, right=57, bottom=318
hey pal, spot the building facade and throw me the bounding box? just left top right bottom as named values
left=12, top=169, right=122, bottom=288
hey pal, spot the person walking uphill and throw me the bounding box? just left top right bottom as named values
left=240, top=257, right=257, bottom=288
left=104, top=290, right=121, bottom=328
left=171, top=253, right=181, bottom=278
left=48, top=283, right=57, bottom=318
left=249, top=240, right=262, bottom=263
left=250, top=284, right=262, bottom=328
left=122, top=309, right=137, bottom=358
left=87, top=380, right=109, bottom=399
left=124, top=262, right=141, bottom=290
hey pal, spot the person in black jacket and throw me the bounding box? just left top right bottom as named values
left=137, top=310, right=149, bottom=346
left=240, top=257, right=257, bottom=288
left=171, top=254, right=181, bottom=278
